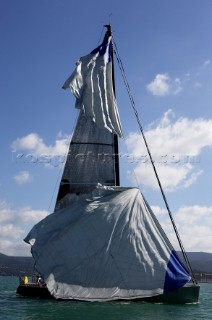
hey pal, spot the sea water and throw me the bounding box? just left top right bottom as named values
left=0, top=276, right=211, bottom=320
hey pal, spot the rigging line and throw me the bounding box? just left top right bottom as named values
left=108, top=13, right=112, bottom=25
left=122, top=137, right=140, bottom=190
left=47, top=110, right=79, bottom=213
left=47, top=162, right=65, bottom=212
left=112, top=38, right=197, bottom=284
left=47, top=147, right=69, bottom=213
left=97, top=26, right=105, bottom=45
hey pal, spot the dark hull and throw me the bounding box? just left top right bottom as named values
left=137, top=284, right=200, bottom=304
left=17, top=284, right=52, bottom=299
left=17, top=284, right=200, bottom=304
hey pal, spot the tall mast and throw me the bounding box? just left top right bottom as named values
left=104, top=24, right=120, bottom=186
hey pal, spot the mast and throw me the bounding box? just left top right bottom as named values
left=104, top=24, right=120, bottom=186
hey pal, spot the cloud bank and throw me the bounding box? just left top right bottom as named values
left=153, top=205, right=212, bottom=253
left=125, top=109, right=212, bottom=191
left=11, top=132, right=71, bottom=167
left=11, top=132, right=70, bottom=156
left=0, top=200, right=48, bottom=256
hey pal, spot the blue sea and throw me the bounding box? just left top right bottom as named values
left=0, top=276, right=211, bottom=320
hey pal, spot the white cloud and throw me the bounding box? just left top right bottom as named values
left=11, top=132, right=70, bottom=156
left=0, top=200, right=48, bottom=226
left=202, top=60, right=211, bottom=68
left=132, top=163, right=203, bottom=191
left=146, top=74, right=182, bottom=96
left=172, top=78, right=183, bottom=95
left=0, top=201, right=14, bottom=223
left=175, top=205, right=212, bottom=225
left=19, top=207, right=48, bottom=223
left=153, top=205, right=212, bottom=252
left=150, top=206, right=168, bottom=216
left=0, top=239, right=30, bottom=256
left=0, top=200, right=48, bottom=256
left=146, top=74, right=170, bottom=96
left=14, top=171, right=33, bottom=184
left=125, top=109, right=212, bottom=191
left=146, top=59, right=212, bottom=96
left=11, top=132, right=71, bottom=168
left=0, top=224, right=24, bottom=239
left=181, top=170, right=203, bottom=189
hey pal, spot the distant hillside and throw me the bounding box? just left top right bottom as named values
left=177, top=251, right=212, bottom=273
left=0, top=251, right=212, bottom=276
left=0, top=253, right=34, bottom=276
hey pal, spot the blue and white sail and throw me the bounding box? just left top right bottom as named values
left=63, top=36, right=123, bottom=138
left=25, top=186, right=190, bottom=301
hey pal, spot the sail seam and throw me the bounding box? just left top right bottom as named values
left=71, top=142, right=113, bottom=146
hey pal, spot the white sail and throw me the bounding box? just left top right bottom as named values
left=63, top=36, right=123, bottom=138
left=25, top=186, right=190, bottom=301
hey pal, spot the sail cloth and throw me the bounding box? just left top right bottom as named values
left=55, top=111, right=117, bottom=199
left=62, top=36, right=123, bottom=138
left=25, top=186, right=190, bottom=301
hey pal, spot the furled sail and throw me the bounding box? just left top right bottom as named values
left=63, top=34, right=123, bottom=138
left=25, top=186, right=190, bottom=301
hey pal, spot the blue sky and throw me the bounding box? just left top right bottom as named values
left=1, top=0, right=212, bottom=255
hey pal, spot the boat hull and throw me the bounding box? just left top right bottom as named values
left=136, top=284, right=200, bottom=304
left=17, top=284, right=200, bottom=304
left=16, top=284, right=52, bottom=299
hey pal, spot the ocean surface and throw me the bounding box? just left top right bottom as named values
left=0, top=276, right=211, bottom=320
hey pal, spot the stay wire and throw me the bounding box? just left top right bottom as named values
left=112, top=36, right=197, bottom=284
left=47, top=110, right=79, bottom=213
left=122, top=137, right=140, bottom=189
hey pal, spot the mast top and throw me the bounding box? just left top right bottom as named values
left=104, top=24, right=112, bottom=37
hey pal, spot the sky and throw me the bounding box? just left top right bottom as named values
left=0, top=0, right=212, bottom=256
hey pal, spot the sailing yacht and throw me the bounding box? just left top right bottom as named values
left=17, top=25, right=200, bottom=303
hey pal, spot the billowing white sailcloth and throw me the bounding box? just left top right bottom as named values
left=62, top=36, right=123, bottom=138
left=25, top=186, right=190, bottom=301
